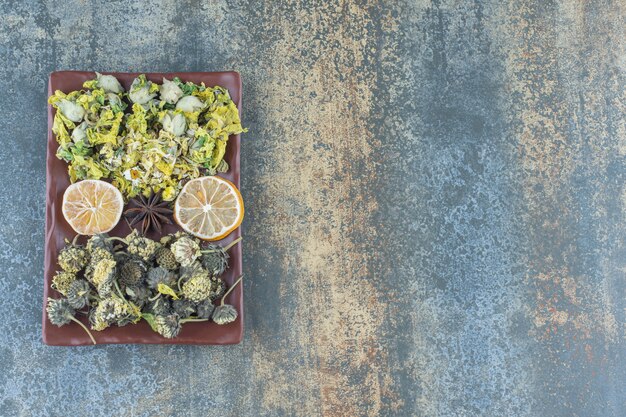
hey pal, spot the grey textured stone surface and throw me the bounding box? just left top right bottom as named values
left=0, top=0, right=624, bottom=416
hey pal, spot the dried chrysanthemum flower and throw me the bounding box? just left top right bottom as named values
left=84, top=246, right=115, bottom=282
left=91, top=259, right=116, bottom=297
left=147, top=297, right=171, bottom=316
left=155, top=246, right=178, bottom=270
left=195, top=300, right=215, bottom=319
left=181, top=271, right=212, bottom=303
left=46, top=297, right=96, bottom=344
left=51, top=271, right=77, bottom=296
left=172, top=299, right=195, bottom=319
left=118, top=259, right=146, bottom=287
left=66, top=279, right=91, bottom=309
left=171, top=236, right=201, bottom=267
left=209, top=278, right=226, bottom=301
left=46, top=297, right=74, bottom=326
left=179, top=260, right=204, bottom=280
left=125, top=285, right=151, bottom=306
left=86, top=234, right=114, bottom=253
left=164, top=231, right=194, bottom=244
left=91, top=297, right=132, bottom=331
left=211, top=275, right=243, bottom=325
left=57, top=243, right=89, bottom=273
left=212, top=304, right=238, bottom=325
left=200, top=237, right=241, bottom=276
left=146, top=267, right=177, bottom=289
left=125, top=230, right=161, bottom=262
left=91, top=259, right=116, bottom=286
left=155, top=313, right=182, bottom=338
left=90, top=246, right=115, bottom=264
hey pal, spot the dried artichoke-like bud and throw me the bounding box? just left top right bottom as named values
left=195, top=300, right=215, bottom=319
left=51, top=271, right=77, bottom=296
left=46, top=298, right=74, bottom=326
left=181, top=271, right=212, bottom=303
left=209, top=278, right=226, bottom=301
left=146, top=267, right=177, bottom=290
left=155, top=247, right=178, bottom=270
left=57, top=245, right=89, bottom=273
left=155, top=313, right=182, bottom=338
left=172, top=299, right=195, bottom=319
left=86, top=234, right=114, bottom=253
left=67, top=279, right=91, bottom=309
left=212, top=304, right=238, bottom=325
left=171, top=236, right=201, bottom=267
left=118, top=259, right=146, bottom=287
left=125, top=230, right=161, bottom=262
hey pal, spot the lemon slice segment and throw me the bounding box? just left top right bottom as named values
left=174, top=176, right=244, bottom=241
left=62, top=180, right=124, bottom=235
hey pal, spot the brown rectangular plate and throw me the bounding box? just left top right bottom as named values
left=43, top=71, right=243, bottom=345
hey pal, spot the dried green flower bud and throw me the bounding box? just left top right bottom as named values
left=195, top=300, right=215, bottom=319
left=46, top=298, right=74, bottom=326
left=125, top=285, right=151, bottom=305
left=155, top=313, right=182, bottom=338
left=118, top=259, right=146, bottom=287
left=155, top=247, right=178, bottom=270
left=67, top=279, right=91, bottom=309
left=212, top=304, right=238, bottom=325
left=147, top=297, right=171, bottom=316
left=171, top=236, right=201, bottom=267
left=172, top=299, right=195, bottom=319
left=200, top=245, right=229, bottom=276
left=147, top=267, right=177, bottom=289
left=181, top=271, right=212, bottom=303
left=57, top=245, right=89, bottom=273
left=86, top=234, right=114, bottom=253
left=51, top=271, right=77, bottom=296
left=126, top=230, right=161, bottom=262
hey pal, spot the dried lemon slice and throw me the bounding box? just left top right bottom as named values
left=174, top=176, right=244, bottom=241
left=62, top=180, right=123, bottom=235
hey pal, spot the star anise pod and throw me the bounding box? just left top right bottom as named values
left=124, top=192, right=173, bottom=235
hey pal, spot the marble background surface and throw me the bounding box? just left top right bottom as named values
left=0, top=1, right=623, bottom=416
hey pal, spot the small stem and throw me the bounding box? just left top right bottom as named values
left=148, top=293, right=161, bottom=302
left=220, top=275, right=243, bottom=306
left=177, top=275, right=185, bottom=293
left=72, top=234, right=80, bottom=246
left=223, top=236, right=242, bottom=252
left=180, top=318, right=209, bottom=324
left=114, top=280, right=126, bottom=300
left=76, top=309, right=89, bottom=315
left=69, top=316, right=96, bottom=345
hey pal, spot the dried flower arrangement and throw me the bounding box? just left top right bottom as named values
left=47, top=231, right=243, bottom=344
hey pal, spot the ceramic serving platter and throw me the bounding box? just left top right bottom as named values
left=43, top=71, right=243, bottom=345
